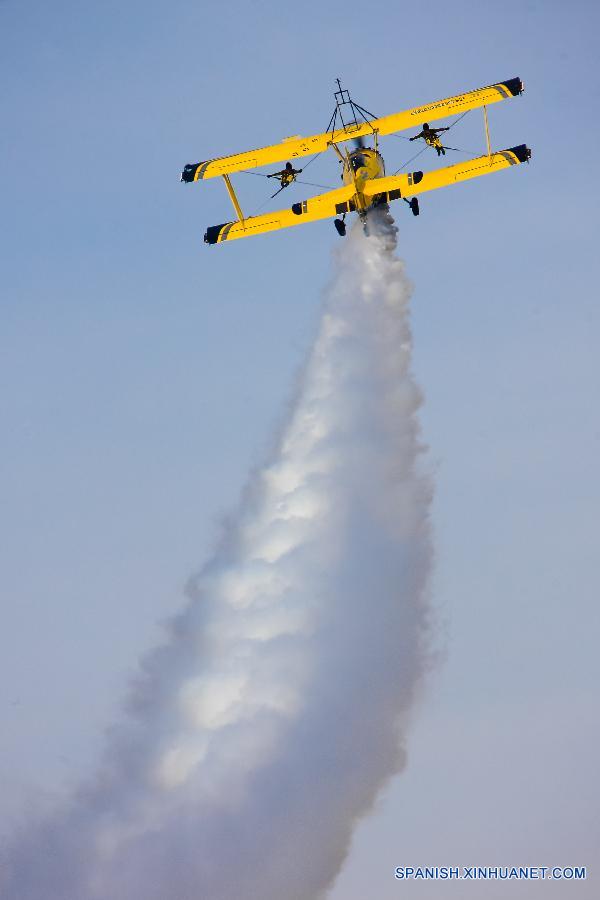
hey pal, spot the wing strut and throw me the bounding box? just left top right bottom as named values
left=483, top=106, right=492, bottom=160
left=222, top=174, right=245, bottom=222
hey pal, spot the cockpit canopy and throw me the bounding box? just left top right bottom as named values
left=350, top=153, right=367, bottom=171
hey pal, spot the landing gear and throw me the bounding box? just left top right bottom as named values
left=334, top=218, right=346, bottom=236
left=403, top=197, right=420, bottom=216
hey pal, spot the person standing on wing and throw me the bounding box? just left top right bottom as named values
left=267, top=161, right=303, bottom=188
left=409, top=122, right=450, bottom=156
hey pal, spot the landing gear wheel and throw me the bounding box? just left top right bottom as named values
left=409, top=197, right=419, bottom=217
left=334, top=218, right=346, bottom=236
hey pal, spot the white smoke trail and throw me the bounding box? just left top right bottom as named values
left=2, top=209, right=433, bottom=900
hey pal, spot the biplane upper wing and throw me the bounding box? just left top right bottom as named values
left=362, top=144, right=531, bottom=203
left=372, top=77, right=523, bottom=138
left=181, top=78, right=523, bottom=182
left=204, top=183, right=356, bottom=244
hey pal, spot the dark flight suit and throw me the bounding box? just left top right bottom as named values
left=410, top=124, right=450, bottom=156
left=268, top=162, right=303, bottom=187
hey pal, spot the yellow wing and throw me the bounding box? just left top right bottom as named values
left=362, top=145, right=531, bottom=202
left=373, top=77, right=523, bottom=138
left=204, top=184, right=356, bottom=244
left=182, top=78, right=523, bottom=182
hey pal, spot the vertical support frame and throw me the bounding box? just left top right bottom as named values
left=222, top=174, right=245, bottom=223
left=483, top=105, right=492, bottom=162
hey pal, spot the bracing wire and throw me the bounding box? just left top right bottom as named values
left=240, top=108, right=476, bottom=215
left=297, top=178, right=335, bottom=189
left=393, top=145, right=427, bottom=174
left=241, top=150, right=332, bottom=216
left=301, top=150, right=324, bottom=172
left=240, top=170, right=333, bottom=190
left=392, top=109, right=473, bottom=174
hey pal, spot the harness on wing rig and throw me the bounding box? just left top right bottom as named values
left=267, top=161, right=303, bottom=197
left=410, top=122, right=451, bottom=156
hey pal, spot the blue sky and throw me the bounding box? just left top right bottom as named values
left=1, top=0, right=599, bottom=896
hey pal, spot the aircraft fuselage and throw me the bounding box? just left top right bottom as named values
left=341, top=147, right=386, bottom=213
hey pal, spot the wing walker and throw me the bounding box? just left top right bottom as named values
left=181, top=77, right=531, bottom=245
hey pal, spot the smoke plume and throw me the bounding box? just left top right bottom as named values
left=2, top=209, right=433, bottom=899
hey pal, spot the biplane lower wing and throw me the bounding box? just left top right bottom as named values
left=362, top=144, right=531, bottom=203
left=204, top=184, right=356, bottom=244
left=182, top=78, right=523, bottom=181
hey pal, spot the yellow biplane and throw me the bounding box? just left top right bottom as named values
left=181, top=78, right=530, bottom=245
